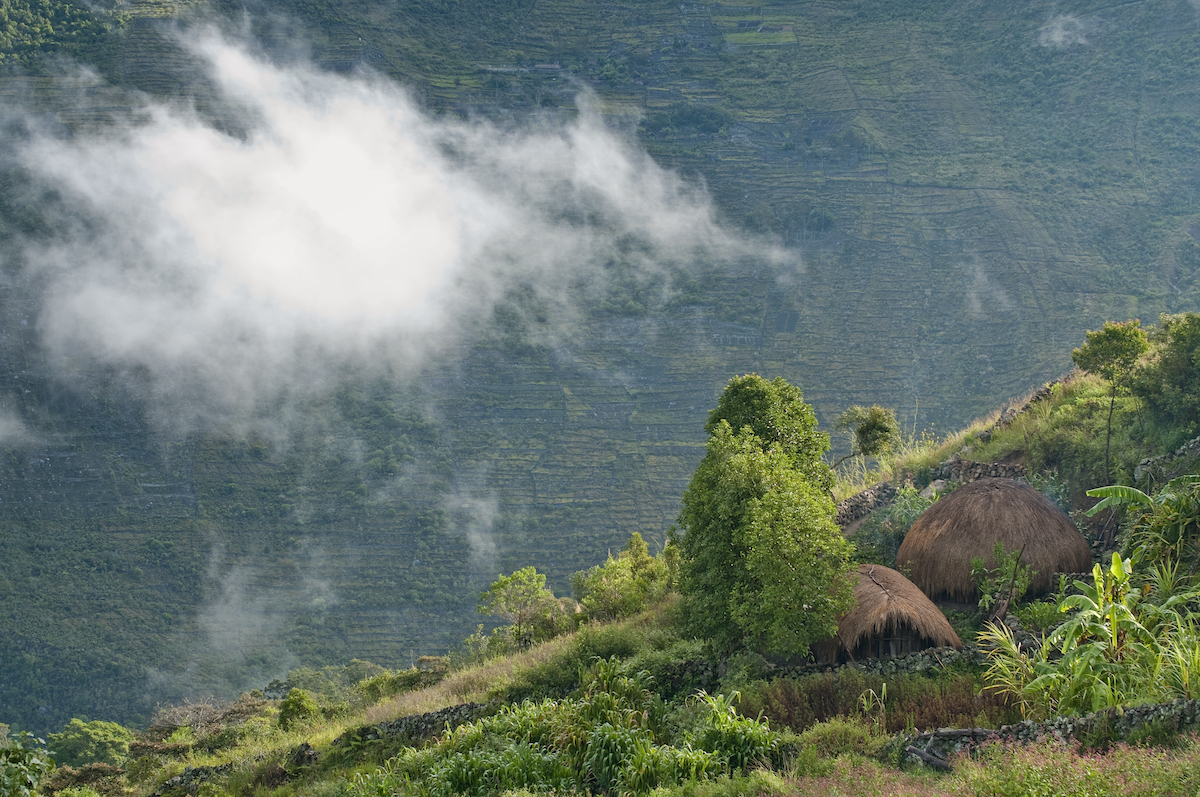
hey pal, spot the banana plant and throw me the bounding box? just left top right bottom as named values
left=1086, top=476, right=1200, bottom=569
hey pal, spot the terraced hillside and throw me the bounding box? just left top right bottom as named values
left=4, top=0, right=1200, bottom=733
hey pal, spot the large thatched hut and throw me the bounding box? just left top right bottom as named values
left=896, top=477, right=1092, bottom=602
left=816, top=564, right=963, bottom=663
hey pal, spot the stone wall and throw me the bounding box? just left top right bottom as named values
left=898, top=697, right=1200, bottom=769
left=778, top=645, right=987, bottom=680
left=930, top=459, right=1027, bottom=483
left=835, top=481, right=898, bottom=526
left=1134, top=435, right=1200, bottom=486
left=333, top=701, right=492, bottom=750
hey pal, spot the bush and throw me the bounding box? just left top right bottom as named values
left=278, top=689, right=320, bottom=731
left=849, top=485, right=936, bottom=567
left=1, top=732, right=54, bottom=797
left=793, top=718, right=885, bottom=759
left=571, top=532, right=672, bottom=622
left=47, top=719, right=135, bottom=768
left=692, top=693, right=780, bottom=772
left=355, top=668, right=443, bottom=705
left=1135, top=312, right=1200, bottom=434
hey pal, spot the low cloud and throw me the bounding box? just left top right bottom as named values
left=1039, top=15, right=1091, bottom=48
left=963, top=257, right=1013, bottom=318
left=13, top=31, right=780, bottom=433
left=0, top=410, right=37, bottom=446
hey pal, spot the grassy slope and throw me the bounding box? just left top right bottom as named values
left=4, top=0, right=1200, bottom=734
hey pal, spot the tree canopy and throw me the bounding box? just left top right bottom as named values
left=833, top=404, right=900, bottom=468
left=47, top=718, right=134, bottom=768
left=676, top=375, right=855, bottom=656
left=704, top=374, right=834, bottom=493
left=478, top=566, right=566, bottom=646
left=1133, top=313, right=1200, bottom=434
left=571, top=532, right=673, bottom=622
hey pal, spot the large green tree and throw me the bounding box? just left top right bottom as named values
left=675, top=375, right=854, bottom=656
left=704, top=374, right=834, bottom=493
left=47, top=718, right=134, bottom=767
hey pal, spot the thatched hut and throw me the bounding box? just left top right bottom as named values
left=817, top=564, right=962, bottom=663
left=895, top=477, right=1092, bottom=602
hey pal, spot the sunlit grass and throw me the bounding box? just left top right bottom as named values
left=830, top=376, right=1103, bottom=502
left=831, top=417, right=993, bottom=502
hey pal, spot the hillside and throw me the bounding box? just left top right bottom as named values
left=4, top=0, right=1200, bottom=734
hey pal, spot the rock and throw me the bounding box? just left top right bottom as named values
left=919, top=480, right=947, bottom=499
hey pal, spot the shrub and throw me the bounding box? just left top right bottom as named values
left=693, top=692, right=780, bottom=772
left=355, top=668, right=443, bottom=705
left=571, top=532, right=672, bottom=622
left=849, top=485, right=936, bottom=567
left=1, top=732, right=54, bottom=797
left=47, top=720, right=135, bottom=768
left=278, top=689, right=320, bottom=731
left=1135, top=312, right=1200, bottom=434
left=793, top=717, right=885, bottom=759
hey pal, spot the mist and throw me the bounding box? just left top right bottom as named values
left=15, top=32, right=779, bottom=433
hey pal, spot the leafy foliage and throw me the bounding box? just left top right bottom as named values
left=0, top=0, right=118, bottom=65
left=571, top=533, right=673, bottom=622
left=47, top=719, right=134, bottom=768
left=478, top=566, right=568, bottom=647
left=1088, top=476, right=1200, bottom=571
left=348, top=659, right=777, bottom=797
left=1135, top=313, right=1200, bottom=434
left=277, top=689, right=320, bottom=731
left=971, top=541, right=1035, bottom=613
left=980, top=553, right=1200, bottom=719
left=833, top=405, right=900, bottom=468
left=676, top=411, right=854, bottom=656
left=1073, top=319, right=1150, bottom=480
left=0, top=732, right=53, bottom=797
left=704, top=375, right=833, bottom=494
left=848, top=484, right=936, bottom=566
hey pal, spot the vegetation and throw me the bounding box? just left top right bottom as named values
left=478, top=566, right=569, bottom=648
left=1073, top=320, right=1150, bottom=482
left=676, top=375, right=854, bottom=657
left=0, top=732, right=52, bottom=797
left=9, top=0, right=1200, bottom=748
left=1134, top=313, right=1200, bottom=435
left=45, top=720, right=133, bottom=768
left=571, top=532, right=674, bottom=623
left=833, top=405, right=900, bottom=469
left=847, top=485, right=937, bottom=566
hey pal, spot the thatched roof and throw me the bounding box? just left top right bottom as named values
left=896, top=477, right=1092, bottom=602
left=821, top=564, right=962, bottom=661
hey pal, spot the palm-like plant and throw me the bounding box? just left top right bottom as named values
left=981, top=553, right=1200, bottom=717
left=1086, top=476, right=1200, bottom=571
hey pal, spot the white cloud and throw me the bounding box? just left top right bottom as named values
left=1039, top=15, right=1090, bottom=48
left=15, top=33, right=779, bottom=432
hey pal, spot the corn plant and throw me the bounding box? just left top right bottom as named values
left=981, top=553, right=1200, bottom=716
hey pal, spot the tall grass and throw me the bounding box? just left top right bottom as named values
left=832, top=416, right=993, bottom=502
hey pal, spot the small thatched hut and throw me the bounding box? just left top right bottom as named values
left=816, top=564, right=963, bottom=663
left=896, top=477, right=1092, bottom=602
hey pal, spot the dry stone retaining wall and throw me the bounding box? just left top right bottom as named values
left=1135, top=434, right=1200, bottom=485
left=835, top=482, right=897, bottom=526
left=333, top=701, right=492, bottom=750
left=899, top=697, right=1200, bottom=769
